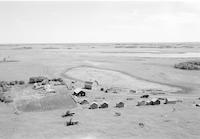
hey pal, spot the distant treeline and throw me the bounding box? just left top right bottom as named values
left=114, top=43, right=198, bottom=48
left=12, top=47, right=32, bottom=50
left=0, top=42, right=199, bottom=49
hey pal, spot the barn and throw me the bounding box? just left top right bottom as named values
left=84, top=81, right=93, bottom=90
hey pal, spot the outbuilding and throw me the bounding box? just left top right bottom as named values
left=89, top=102, right=98, bottom=109
left=115, top=102, right=125, bottom=108
left=164, top=98, right=180, bottom=104
left=84, top=81, right=93, bottom=90
left=99, top=102, right=108, bottom=108
left=79, top=99, right=89, bottom=105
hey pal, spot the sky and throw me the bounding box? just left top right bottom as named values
left=0, top=1, right=200, bottom=43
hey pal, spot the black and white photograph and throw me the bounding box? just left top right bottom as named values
left=0, top=0, right=200, bottom=139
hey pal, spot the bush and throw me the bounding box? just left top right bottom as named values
left=174, top=61, right=200, bottom=70
left=19, top=80, right=25, bottom=85
left=29, top=76, right=48, bottom=84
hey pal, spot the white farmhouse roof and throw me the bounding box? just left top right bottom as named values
left=74, top=88, right=83, bottom=93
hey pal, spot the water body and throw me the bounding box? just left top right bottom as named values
left=64, top=66, right=181, bottom=92
left=77, top=52, right=200, bottom=58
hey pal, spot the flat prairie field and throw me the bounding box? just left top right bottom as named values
left=0, top=43, right=200, bottom=139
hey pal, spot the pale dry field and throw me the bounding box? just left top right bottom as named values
left=0, top=43, right=200, bottom=139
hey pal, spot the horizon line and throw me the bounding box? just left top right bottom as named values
left=0, top=41, right=200, bottom=46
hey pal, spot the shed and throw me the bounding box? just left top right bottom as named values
left=129, top=90, right=136, bottom=93
left=79, top=99, right=89, bottom=105
left=136, top=101, right=146, bottom=106
left=151, top=99, right=160, bottom=105
left=89, top=102, right=98, bottom=109
left=146, top=98, right=160, bottom=105
left=99, top=102, right=108, bottom=108
left=116, top=102, right=125, bottom=108
left=164, top=98, right=179, bottom=104
left=140, top=95, right=149, bottom=98
left=84, top=81, right=93, bottom=90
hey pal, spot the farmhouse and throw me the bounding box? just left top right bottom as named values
left=73, top=88, right=86, bottom=97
